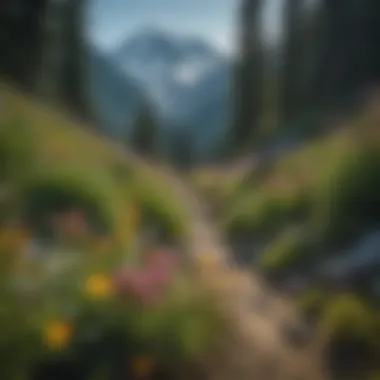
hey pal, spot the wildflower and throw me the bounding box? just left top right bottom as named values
left=146, top=249, right=178, bottom=270
left=44, top=321, right=72, bottom=351
left=53, top=210, right=88, bottom=240
left=113, top=268, right=146, bottom=297
left=113, top=268, right=164, bottom=306
left=131, top=356, right=154, bottom=378
left=145, top=249, right=178, bottom=288
left=85, top=274, right=112, bottom=300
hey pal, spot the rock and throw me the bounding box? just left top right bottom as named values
left=281, top=319, right=313, bottom=348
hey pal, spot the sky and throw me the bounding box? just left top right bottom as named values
left=87, top=0, right=283, bottom=54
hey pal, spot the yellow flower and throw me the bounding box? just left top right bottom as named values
left=44, top=321, right=72, bottom=351
left=131, top=356, right=154, bottom=378
left=84, top=274, right=112, bottom=300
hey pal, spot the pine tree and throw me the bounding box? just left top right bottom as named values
left=279, top=0, right=303, bottom=127
left=0, top=0, right=92, bottom=122
left=310, top=0, right=379, bottom=111
left=59, top=0, right=92, bottom=121
left=129, top=102, right=158, bottom=157
left=0, top=0, right=49, bottom=90
left=171, top=127, right=193, bottom=171
left=230, top=0, right=264, bottom=155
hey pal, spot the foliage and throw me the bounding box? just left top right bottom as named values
left=133, top=179, right=188, bottom=242
left=319, top=294, right=379, bottom=345
left=296, top=288, right=329, bottom=318
left=0, top=86, right=215, bottom=378
left=20, top=165, right=124, bottom=237
left=311, top=144, right=380, bottom=247
left=221, top=125, right=380, bottom=274
left=0, top=85, right=190, bottom=242
left=223, top=187, right=309, bottom=240
left=259, top=228, right=309, bottom=272
left=0, top=118, right=36, bottom=181
left=0, top=229, right=221, bottom=379
left=129, top=101, right=158, bottom=157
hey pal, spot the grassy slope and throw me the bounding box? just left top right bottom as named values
left=0, top=83, right=191, bottom=241
left=1, top=84, right=330, bottom=380
left=221, top=124, right=380, bottom=252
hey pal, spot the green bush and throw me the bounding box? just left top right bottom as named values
left=296, top=288, right=329, bottom=319
left=224, top=188, right=310, bottom=240
left=320, top=294, right=378, bottom=343
left=0, top=118, right=36, bottom=181
left=134, top=181, right=189, bottom=242
left=20, top=165, right=124, bottom=236
left=312, top=146, right=380, bottom=247
left=259, top=228, right=309, bottom=272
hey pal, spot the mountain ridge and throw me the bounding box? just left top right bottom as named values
left=111, top=27, right=231, bottom=159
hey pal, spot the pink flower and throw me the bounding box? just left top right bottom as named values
left=112, top=250, right=179, bottom=306
left=52, top=210, right=88, bottom=239
left=145, top=249, right=178, bottom=285
left=113, top=267, right=164, bottom=306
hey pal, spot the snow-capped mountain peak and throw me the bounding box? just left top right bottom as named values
left=112, top=28, right=223, bottom=90
left=173, top=57, right=216, bottom=86
left=109, top=27, right=231, bottom=159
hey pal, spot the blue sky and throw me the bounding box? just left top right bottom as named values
left=87, top=0, right=282, bottom=54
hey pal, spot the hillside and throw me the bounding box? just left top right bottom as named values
left=0, top=83, right=327, bottom=380
left=192, top=105, right=380, bottom=379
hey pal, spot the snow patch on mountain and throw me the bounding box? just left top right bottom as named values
left=173, top=58, right=217, bottom=86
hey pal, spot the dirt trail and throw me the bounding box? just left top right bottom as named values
left=107, top=146, right=328, bottom=380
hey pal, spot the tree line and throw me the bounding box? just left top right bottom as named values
left=231, top=0, right=380, bottom=155
left=0, top=0, right=90, bottom=121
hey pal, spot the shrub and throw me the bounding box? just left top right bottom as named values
left=320, top=294, right=378, bottom=344
left=134, top=181, right=189, bottom=242
left=296, top=288, right=329, bottom=319
left=259, top=227, right=309, bottom=273
left=312, top=145, right=380, bottom=248
left=224, top=187, right=310, bottom=241
left=20, top=166, right=124, bottom=238
left=0, top=118, right=36, bottom=181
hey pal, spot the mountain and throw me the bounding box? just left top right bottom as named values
left=111, top=28, right=232, bottom=159
left=88, top=47, right=144, bottom=137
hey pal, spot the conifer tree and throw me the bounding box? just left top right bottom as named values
left=230, top=0, right=264, bottom=155
left=171, top=127, right=193, bottom=171
left=279, top=0, right=303, bottom=127
left=59, top=0, right=92, bottom=121
left=130, top=101, right=158, bottom=157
